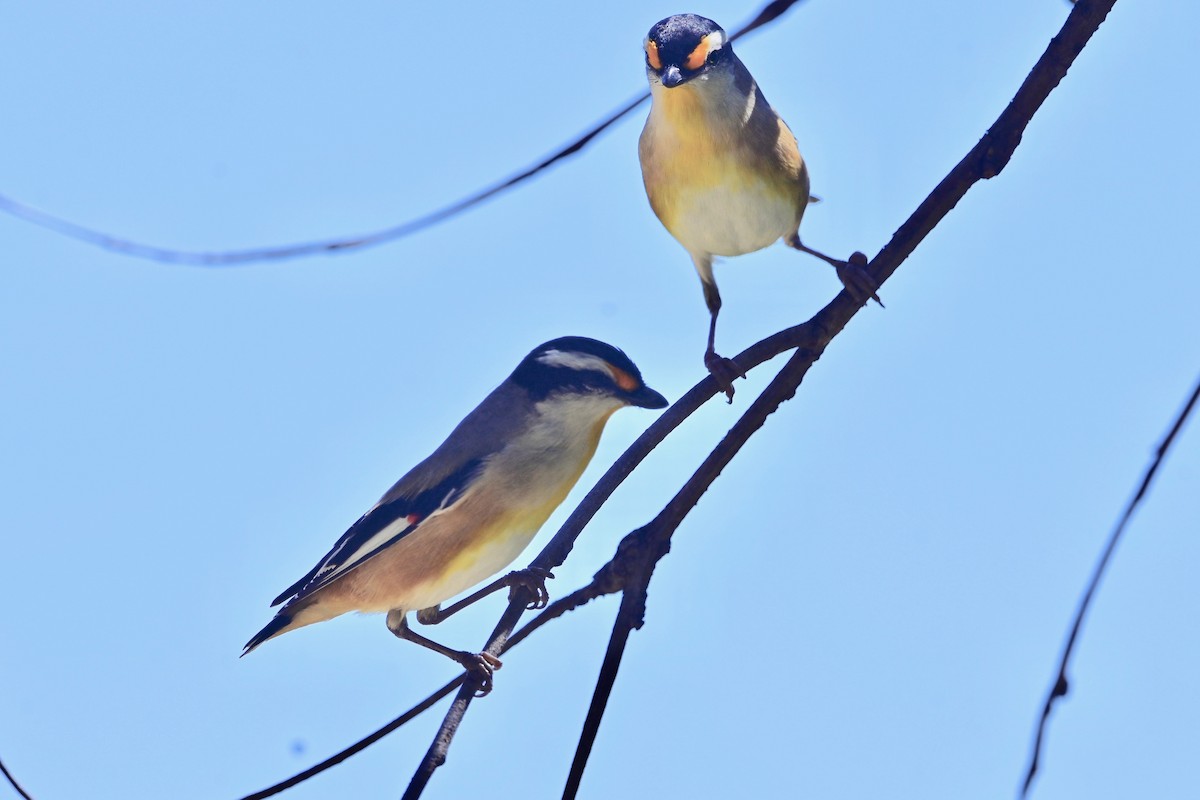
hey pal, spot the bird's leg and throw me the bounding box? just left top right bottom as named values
left=415, top=567, right=555, bottom=626
left=788, top=236, right=883, bottom=307
left=386, top=609, right=502, bottom=697
left=701, top=280, right=745, bottom=403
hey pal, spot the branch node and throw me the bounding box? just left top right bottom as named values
left=979, top=128, right=1023, bottom=179
left=591, top=523, right=672, bottom=600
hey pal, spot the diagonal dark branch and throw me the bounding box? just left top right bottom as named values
left=237, top=678, right=462, bottom=800
left=1019, top=375, right=1200, bottom=798
left=0, top=757, right=35, bottom=800
left=0, top=0, right=807, bottom=268
left=565, top=345, right=820, bottom=797
left=866, top=0, right=1118, bottom=291
left=562, top=584, right=645, bottom=800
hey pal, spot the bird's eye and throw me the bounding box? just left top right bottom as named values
left=706, top=49, right=721, bottom=65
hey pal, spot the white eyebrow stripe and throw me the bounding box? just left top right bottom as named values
left=536, top=350, right=615, bottom=376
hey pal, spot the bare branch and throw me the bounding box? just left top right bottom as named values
left=0, top=757, right=35, bottom=800
left=563, top=583, right=645, bottom=800
left=1019, top=375, right=1200, bottom=798
left=0, top=0, right=807, bottom=268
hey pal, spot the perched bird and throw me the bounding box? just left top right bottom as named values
left=638, top=13, right=881, bottom=399
left=244, top=336, right=667, bottom=694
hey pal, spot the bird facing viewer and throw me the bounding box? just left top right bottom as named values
left=244, top=336, right=668, bottom=694
left=638, top=13, right=881, bottom=399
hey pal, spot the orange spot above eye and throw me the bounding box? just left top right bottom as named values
left=610, top=365, right=639, bottom=392
left=646, top=39, right=662, bottom=70
left=684, top=34, right=711, bottom=71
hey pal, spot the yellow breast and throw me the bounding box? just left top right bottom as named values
left=639, top=75, right=809, bottom=257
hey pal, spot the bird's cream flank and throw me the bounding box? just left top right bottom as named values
left=243, top=337, right=667, bottom=693
left=639, top=14, right=879, bottom=399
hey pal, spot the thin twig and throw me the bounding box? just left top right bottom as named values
left=1019, top=375, right=1200, bottom=798
left=237, top=678, right=461, bottom=800
left=0, top=757, right=34, bottom=800
left=0, top=0, right=806, bottom=268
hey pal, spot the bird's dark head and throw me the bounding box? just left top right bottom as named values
left=513, top=337, right=668, bottom=410
left=644, top=14, right=731, bottom=88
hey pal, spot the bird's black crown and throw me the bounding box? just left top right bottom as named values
left=645, top=14, right=730, bottom=76
left=512, top=337, right=666, bottom=408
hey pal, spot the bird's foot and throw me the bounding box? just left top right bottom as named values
left=455, top=650, right=503, bottom=697
left=704, top=351, right=746, bottom=403
left=504, top=567, right=555, bottom=610
left=835, top=251, right=884, bottom=308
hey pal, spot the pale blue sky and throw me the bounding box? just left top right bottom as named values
left=2, top=2, right=1198, bottom=799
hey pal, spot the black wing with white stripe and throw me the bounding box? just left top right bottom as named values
left=271, top=456, right=486, bottom=608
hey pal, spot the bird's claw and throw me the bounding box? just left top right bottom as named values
left=836, top=251, right=883, bottom=307
left=704, top=351, right=746, bottom=403
left=505, top=567, right=554, bottom=610
left=456, top=651, right=503, bottom=697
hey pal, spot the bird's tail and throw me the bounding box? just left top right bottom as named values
left=241, top=611, right=296, bottom=657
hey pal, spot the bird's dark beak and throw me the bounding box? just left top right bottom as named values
left=629, top=385, right=669, bottom=409
left=661, top=66, right=684, bottom=88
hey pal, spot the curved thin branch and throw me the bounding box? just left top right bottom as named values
left=1020, top=375, right=1200, bottom=798
left=0, top=92, right=638, bottom=266
left=0, top=757, right=34, bottom=800
left=0, top=0, right=806, bottom=268
left=237, top=678, right=461, bottom=800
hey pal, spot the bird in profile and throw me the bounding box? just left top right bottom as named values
left=638, top=13, right=881, bottom=400
left=243, top=336, right=668, bottom=694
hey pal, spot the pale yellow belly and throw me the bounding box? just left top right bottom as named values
left=667, top=179, right=797, bottom=257
left=383, top=517, right=539, bottom=612
left=322, top=509, right=544, bottom=615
